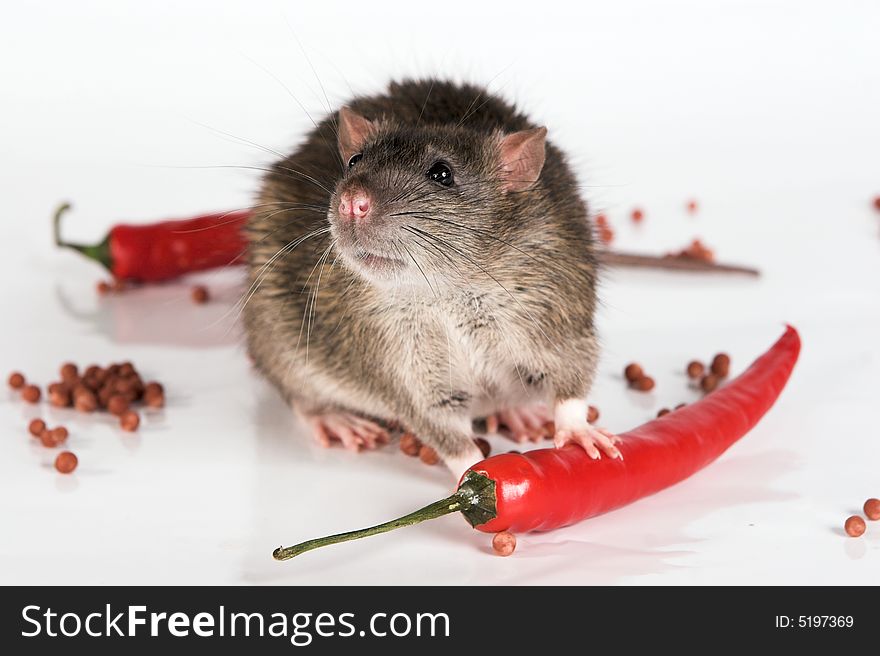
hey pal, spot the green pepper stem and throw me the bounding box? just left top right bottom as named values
left=273, top=470, right=498, bottom=561
left=273, top=492, right=464, bottom=560
left=52, top=202, right=113, bottom=272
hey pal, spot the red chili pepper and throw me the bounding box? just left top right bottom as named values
left=53, top=203, right=250, bottom=282
left=274, top=325, right=800, bottom=559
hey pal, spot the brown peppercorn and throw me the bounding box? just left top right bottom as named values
left=128, top=375, right=145, bottom=397
left=28, top=418, right=46, bottom=437
left=191, top=285, right=210, bottom=304
left=657, top=408, right=670, bottom=417
left=118, top=362, right=136, bottom=377
left=70, top=382, right=88, bottom=398
left=51, top=426, right=69, bottom=444
left=700, top=373, right=720, bottom=393
left=399, top=432, right=421, bottom=457
left=143, top=390, right=165, bottom=409
left=55, top=451, right=78, bottom=474
left=80, top=376, right=100, bottom=392
left=711, top=353, right=731, bottom=377
left=144, top=381, right=165, bottom=396
left=107, top=395, right=129, bottom=416
left=473, top=437, right=491, bottom=459
left=8, top=372, right=26, bottom=389
left=96, top=280, right=111, bottom=295
left=624, top=363, right=643, bottom=383
left=21, top=385, right=41, bottom=403
left=492, top=531, right=517, bottom=556
left=587, top=405, right=600, bottom=423
left=40, top=429, right=58, bottom=447
left=117, top=378, right=140, bottom=396
left=686, top=361, right=705, bottom=379
left=631, top=376, right=655, bottom=392
left=844, top=515, right=866, bottom=538
left=97, top=384, right=114, bottom=408
left=60, top=363, right=79, bottom=381
left=864, top=498, right=880, bottom=521
left=49, top=387, right=72, bottom=408
left=120, top=410, right=140, bottom=432
left=418, top=444, right=439, bottom=466
left=74, top=390, right=97, bottom=412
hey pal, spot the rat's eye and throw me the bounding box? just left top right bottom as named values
left=427, top=161, right=454, bottom=187
left=348, top=153, right=363, bottom=168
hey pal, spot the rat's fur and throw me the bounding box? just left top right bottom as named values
left=244, top=79, right=599, bottom=464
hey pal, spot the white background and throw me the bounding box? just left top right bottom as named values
left=1, top=0, right=879, bottom=584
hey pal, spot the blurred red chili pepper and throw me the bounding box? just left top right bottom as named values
left=53, top=203, right=249, bottom=282
left=274, top=325, right=800, bottom=559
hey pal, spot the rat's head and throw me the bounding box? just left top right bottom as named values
left=328, top=106, right=547, bottom=288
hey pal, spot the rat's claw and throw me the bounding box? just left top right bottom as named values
left=311, top=420, right=332, bottom=448
left=489, top=404, right=553, bottom=444
left=596, top=427, right=622, bottom=445
left=306, top=412, right=388, bottom=452
left=348, top=415, right=390, bottom=449
left=500, top=411, right=529, bottom=442
left=554, top=424, right=622, bottom=460
left=324, top=419, right=362, bottom=451
left=518, top=407, right=548, bottom=442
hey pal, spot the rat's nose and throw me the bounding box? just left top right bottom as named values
left=339, top=191, right=372, bottom=220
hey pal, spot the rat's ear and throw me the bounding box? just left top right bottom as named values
left=498, top=127, right=547, bottom=192
left=337, top=106, right=377, bottom=163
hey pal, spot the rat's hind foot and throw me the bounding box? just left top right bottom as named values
left=486, top=403, right=553, bottom=443
left=306, top=411, right=390, bottom=452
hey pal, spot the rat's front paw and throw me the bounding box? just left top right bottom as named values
left=553, top=398, right=621, bottom=459
left=554, top=424, right=622, bottom=460
left=306, top=412, right=390, bottom=452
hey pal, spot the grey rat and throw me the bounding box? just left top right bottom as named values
left=243, top=78, right=620, bottom=477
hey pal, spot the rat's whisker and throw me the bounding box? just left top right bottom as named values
left=169, top=203, right=321, bottom=235
left=185, top=117, right=288, bottom=160
left=456, top=66, right=512, bottom=127
left=404, top=224, right=563, bottom=356
left=166, top=164, right=335, bottom=195
left=240, top=49, right=344, bottom=171
left=232, top=226, right=332, bottom=324
left=295, top=239, right=336, bottom=366
left=415, top=79, right=435, bottom=126
left=398, top=212, right=546, bottom=268
left=401, top=242, right=437, bottom=298
left=306, top=240, right=335, bottom=365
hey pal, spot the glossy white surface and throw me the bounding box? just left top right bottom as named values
left=2, top=0, right=879, bottom=585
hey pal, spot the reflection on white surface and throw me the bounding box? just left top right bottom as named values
left=53, top=274, right=243, bottom=348
left=1, top=0, right=879, bottom=585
